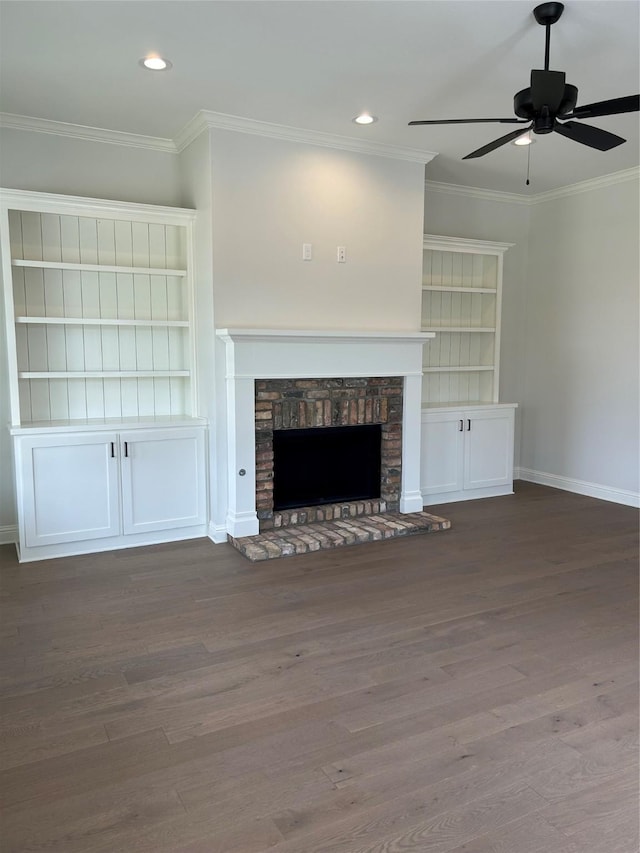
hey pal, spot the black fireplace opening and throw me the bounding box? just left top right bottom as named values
left=273, top=424, right=382, bottom=511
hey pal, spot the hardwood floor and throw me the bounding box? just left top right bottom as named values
left=0, top=482, right=637, bottom=853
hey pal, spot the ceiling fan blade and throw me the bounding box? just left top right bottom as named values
left=531, top=69, right=566, bottom=112
left=570, top=94, right=640, bottom=119
left=409, top=118, right=527, bottom=126
left=554, top=120, right=626, bottom=151
left=462, top=125, right=533, bottom=160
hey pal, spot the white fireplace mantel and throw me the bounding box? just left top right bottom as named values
left=216, top=328, right=434, bottom=538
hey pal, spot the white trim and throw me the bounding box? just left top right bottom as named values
left=0, top=187, right=195, bottom=223
left=423, top=234, right=514, bottom=255
left=426, top=167, right=640, bottom=206
left=529, top=167, right=640, bottom=204
left=0, top=112, right=176, bottom=153
left=208, top=521, right=228, bottom=544
left=517, top=467, right=640, bottom=508
left=425, top=180, right=532, bottom=205
left=0, top=525, right=17, bottom=545
left=164, top=109, right=439, bottom=164
left=216, top=328, right=434, bottom=346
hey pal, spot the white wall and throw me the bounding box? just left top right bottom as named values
left=521, top=176, right=639, bottom=500
left=423, top=187, right=530, bottom=466
left=209, top=130, right=426, bottom=330
left=0, top=127, right=182, bottom=206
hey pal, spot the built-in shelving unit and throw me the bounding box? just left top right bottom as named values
left=421, top=235, right=512, bottom=408
left=1, top=189, right=208, bottom=563
left=1, top=190, right=198, bottom=427
left=419, top=235, right=517, bottom=507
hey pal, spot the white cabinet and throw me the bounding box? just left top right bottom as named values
left=13, top=426, right=207, bottom=561
left=16, top=432, right=120, bottom=547
left=120, top=428, right=206, bottom=535
left=421, top=405, right=516, bottom=506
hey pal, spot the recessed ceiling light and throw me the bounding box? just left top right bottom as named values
left=140, top=55, right=172, bottom=71
left=512, top=131, right=536, bottom=146
left=353, top=113, right=378, bottom=125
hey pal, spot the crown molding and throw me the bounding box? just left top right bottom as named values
left=0, top=113, right=177, bottom=153
left=528, top=166, right=640, bottom=204
left=175, top=109, right=439, bottom=164
left=426, top=166, right=640, bottom=206
left=425, top=180, right=532, bottom=205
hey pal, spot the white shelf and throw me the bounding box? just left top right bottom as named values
left=422, top=400, right=517, bottom=411
left=18, top=370, right=190, bottom=379
left=10, top=415, right=207, bottom=435
left=422, top=326, right=496, bottom=333
left=422, top=285, right=497, bottom=294
left=15, top=316, right=188, bottom=328
left=423, top=366, right=495, bottom=373
left=12, top=259, right=187, bottom=277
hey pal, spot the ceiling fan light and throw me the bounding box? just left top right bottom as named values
left=513, top=131, right=536, bottom=146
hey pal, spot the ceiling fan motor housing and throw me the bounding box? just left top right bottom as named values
left=514, top=82, right=578, bottom=123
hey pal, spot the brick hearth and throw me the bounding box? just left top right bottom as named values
left=231, top=510, right=451, bottom=561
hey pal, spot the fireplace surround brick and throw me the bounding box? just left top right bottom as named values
left=255, top=377, right=403, bottom=530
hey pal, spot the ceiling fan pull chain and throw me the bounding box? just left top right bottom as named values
left=526, top=140, right=532, bottom=186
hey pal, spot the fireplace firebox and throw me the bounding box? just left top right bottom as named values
left=273, top=424, right=382, bottom=510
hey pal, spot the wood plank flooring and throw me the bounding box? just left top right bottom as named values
left=0, top=482, right=637, bottom=853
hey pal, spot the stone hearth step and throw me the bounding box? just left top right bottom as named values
left=230, top=511, right=451, bottom=562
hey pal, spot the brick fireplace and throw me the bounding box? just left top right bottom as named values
left=255, top=376, right=403, bottom=530
left=215, top=329, right=434, bottom=540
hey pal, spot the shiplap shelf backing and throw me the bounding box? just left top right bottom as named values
left=2, top=195, right=196, bottom=426
left=421, top=235, right=512, bottom=407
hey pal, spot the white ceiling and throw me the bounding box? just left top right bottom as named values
left=1, top=0, right=638, bottom=194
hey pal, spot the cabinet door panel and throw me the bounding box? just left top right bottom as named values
left=420, top=414, right=464, bottom=496
left=120, top=428, right=205, bottom=535
left=464, top=411, right=514, bottom=489
left=18, top=433, right=120, bottom=547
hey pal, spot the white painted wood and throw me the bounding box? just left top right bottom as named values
left=12, top=424, right=207, bottom=560
left=422, top=235, right=511, bottom=408
left=421, top=405, right=517, bottom=505
left=217, top=330, right=432, bottom=536
left=2, top=191, right=196, bottom=426
left=15, top=317, right=189, bottom=327
left=12, top=260, right=187, bottom=276
left=420, top=411, right=464, bottom=496
left=463, top=408, right=515, bottom=489
left=120, top=427, right=206, bottom=534
left=19, top=371, right=189, bottom=378
left=2, top=190, right=207, bottom=562
left=16, top=432, right=120, bottom=547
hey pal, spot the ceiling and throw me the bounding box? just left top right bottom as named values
left=1, top=0, right=638, bottom=194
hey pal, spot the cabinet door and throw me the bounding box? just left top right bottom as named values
left=420, top=412, right=465, bottom=496
left=463, top=410, right=515, bottom=490
left=17, top=433, right=120, bottom=547
left=120, top=428, right=206, bottom=535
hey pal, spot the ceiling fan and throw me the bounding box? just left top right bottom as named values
left=409, top=2, right=640, bottom=160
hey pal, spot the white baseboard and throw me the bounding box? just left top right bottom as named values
left=0, top=525, right=17, bottom=545
left=208, top=521, right=229, bottom=544
left=516, top=468, right=640, bottom=508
